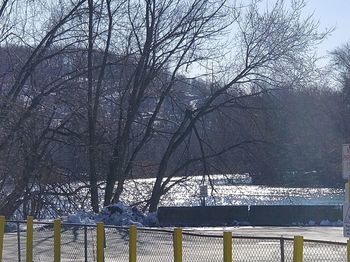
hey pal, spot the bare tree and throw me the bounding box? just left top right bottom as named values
left=86, top=0, right=116, bottom=212
left=332, top=43, right=350, bottom=142
left=0, top=0, right=329, bottom=217
left=145, top=0, right=326, bottom=211
left=0, top=0, right=88, bottom=217
left=99, top=0, right=234, bottom=207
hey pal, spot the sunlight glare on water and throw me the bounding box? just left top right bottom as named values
left=121, top=174, right=344, bottom=207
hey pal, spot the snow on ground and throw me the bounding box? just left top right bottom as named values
left=65, top=202, right=159, bottom=227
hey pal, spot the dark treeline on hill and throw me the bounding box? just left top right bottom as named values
left=0, top=0, right=348, bottom=218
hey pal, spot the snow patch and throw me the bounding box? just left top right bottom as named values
left=308, top=220, right=316, bottom=226
left=67, top=211, right=95, bottom=224
left=4, top=222, right=17, bottom=233
left=66, top=202, right=159, bottom=227
left=320, top=219, right=331, bottom=226
left=319, top=219, right=343, bottom=226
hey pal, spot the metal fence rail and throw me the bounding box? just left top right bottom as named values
left=0, top=216, right=348, bottom=261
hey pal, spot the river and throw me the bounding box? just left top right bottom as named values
left=121, top=174, right=344, bottom=207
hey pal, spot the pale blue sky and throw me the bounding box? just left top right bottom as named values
left=304, top=0, right=350, bottom=56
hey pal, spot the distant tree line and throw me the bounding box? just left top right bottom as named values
left=0, top=0, right=344, bottom=218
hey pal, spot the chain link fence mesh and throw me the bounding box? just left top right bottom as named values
left=232, top=237, right=284, bottom=262
left=34, top=224, right=54, bottom=261
left=182, top=232, right=222, bottom=262
left=0, top=221, right=348, bottom=261
left=104, top=226, right=129, bottom=262
left=61, top=225, right=91, bottom=261
left=2, top=222, right=20, bottom=261
left=282, top=239, right=294, bottom=261
left=137, top=228, right=173, bottom=262
left=303, top=240, right=347, bottom=261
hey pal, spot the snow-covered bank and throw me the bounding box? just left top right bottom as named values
left=66, top=202, right=158, bottom=227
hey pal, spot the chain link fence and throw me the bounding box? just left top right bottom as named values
left=0, top=220, right=348, bottom=261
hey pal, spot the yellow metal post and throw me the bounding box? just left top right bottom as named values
left=26, top=216, right=33, bottom=262
left=54, top=219, right=61, bottom=262
left=129, top=225, right=137, bottom=262
left=293, top=236, right=303, bottom=262
left=173, top=228, right=182, bottom=262
left=0, top=216, right=5, bottom=262
left=223, top=231, right=232, bottom=262
left=96, top=222, right=104, bottom=262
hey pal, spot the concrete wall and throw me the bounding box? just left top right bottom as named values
left=157, top=205, right=342, bottom=226
left=249, top=205, right=342, bottom=226
left=157, top=206, right=249, bottom=226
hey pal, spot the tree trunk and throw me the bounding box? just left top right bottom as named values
left=87, top=0, right=99, bottom=213
left=148, top=179, right=163, bottom=212
left=104, top=158, right=117, bottom=206
left=112, top=179, right=125, bottom=203
left=88, top=145, right=99, bottom=213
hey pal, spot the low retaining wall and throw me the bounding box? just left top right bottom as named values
left=157, top=206, right=249, bottom=226
left=249, top=205, right=342, bottom=226
left=157, top=205, right=342, bottom=226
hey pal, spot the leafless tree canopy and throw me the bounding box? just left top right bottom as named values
left=0, top=0, right=340, bottom=217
